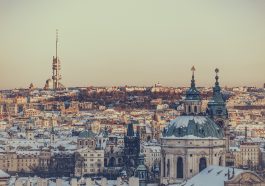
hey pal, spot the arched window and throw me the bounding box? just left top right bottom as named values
left=219, top=156, right=222, bottom=166
left=177, top=157, right=183, bottom=178
left=194, top=106, right=197, bottom=113
left=188, top=105, right=191, bottom=113
left=199, top=157, right=207, bottom=172
left=167, top=159, right=170, bottom=177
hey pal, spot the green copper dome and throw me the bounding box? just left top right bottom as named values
left=78, top=130, right=96, bottom=138
left=163, top=116, right=224, bottom=139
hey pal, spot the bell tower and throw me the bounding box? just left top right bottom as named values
left=207, top=68, right=229, bottom=151
left=183, top=66, right=202, bottom=115
left=207, top=68, right=228, bottom=128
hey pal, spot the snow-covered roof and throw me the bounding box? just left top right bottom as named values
left=179, top=165, right=244, bottom=186
left=0, top=169, right=10, bottom=178
left=163, top=116, right=224, bottom=139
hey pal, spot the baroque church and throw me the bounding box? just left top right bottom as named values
left=160, top=67, right=228, bottom=185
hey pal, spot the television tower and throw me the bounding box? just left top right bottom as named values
left=52, top=29, right=62, bottom=90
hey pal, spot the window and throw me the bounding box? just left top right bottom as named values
left=167, top=159, right=170, bottom=177
left=177, top=157, right=183, bottom=178
left=194, top=106, right=197, bottom=113
left=199, top=157, right=207, bottom=172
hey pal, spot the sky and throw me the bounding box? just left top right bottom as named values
left=0, top=0, right=265, bottom=89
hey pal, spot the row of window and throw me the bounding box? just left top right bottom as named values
left=83, top=153, right=101, bottom=157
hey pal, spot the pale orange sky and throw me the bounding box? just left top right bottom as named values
left=0, top=0, right=265, bottom=89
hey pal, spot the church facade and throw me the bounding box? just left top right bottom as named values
left=160, top=67, right=227, bottom=185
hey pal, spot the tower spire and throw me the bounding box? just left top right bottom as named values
left=52, top=29, right=62, bottom=90
left=56, top=29, right=58, bottom=58
left=213, top=68, right=221, bottom=96
left=191, top=66, right=196, bottom=88
left=215, top=68, right=219, bottom=87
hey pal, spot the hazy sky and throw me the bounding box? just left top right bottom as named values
left=0, top=0, right=265, bottom=89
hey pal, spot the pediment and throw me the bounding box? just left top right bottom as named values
left=226, top=172, right=265, bottom=184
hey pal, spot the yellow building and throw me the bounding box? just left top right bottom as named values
left=0, top=149, right=39, bottom=173
left=230, top=142, right=261, bottom=168
left=75, top=147, right=104, bottom=177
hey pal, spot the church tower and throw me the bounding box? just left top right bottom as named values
left=124, top=123, right=140, bottom=167
left=207, top=68, right=228, bottom=127
left=160, top=67, right=226, bottom=185
left=183, top=66, right=202, bottom=115
left=207, top=69, right=229, bottom=151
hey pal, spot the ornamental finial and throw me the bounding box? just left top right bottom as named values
left=215, top=68, right=219, bottom=86
left=191, top=66, right=196, bottom=74
left=215, top=68, right=219, bottom=75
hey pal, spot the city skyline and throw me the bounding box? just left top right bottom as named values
left=1, top=1, right=265, bottom=89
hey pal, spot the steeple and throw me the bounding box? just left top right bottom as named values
left=183, top=66, right=202, bottom=115
left=185, top=66, right=201, bottom=101
left=124, top=122, right=141, bottom=168
left=207, top=68, right=228, bottom=126
left=212, top=68, right=223, bottom=102
left=191, top=65, right=196, bottom=88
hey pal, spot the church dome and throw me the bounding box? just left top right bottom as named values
left=78, top=130, right=96, bottom=138
left=163, top=116, right=224, bottom=139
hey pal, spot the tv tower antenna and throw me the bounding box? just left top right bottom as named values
left=52, top=29, right=62, bottom=90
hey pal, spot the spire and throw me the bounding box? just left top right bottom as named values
left=56, top=29, right=58, bottom=58
left=207, top=68, right=228, bottom=120
left=213, top=68, right=221, bottom=94
left=215, top=68, right=219, bottom=87
left=212, top=68, right=223, bottom=101
left=185, top=66, right=201, bottom=101
left=191, top=66, right=196, bottom=88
